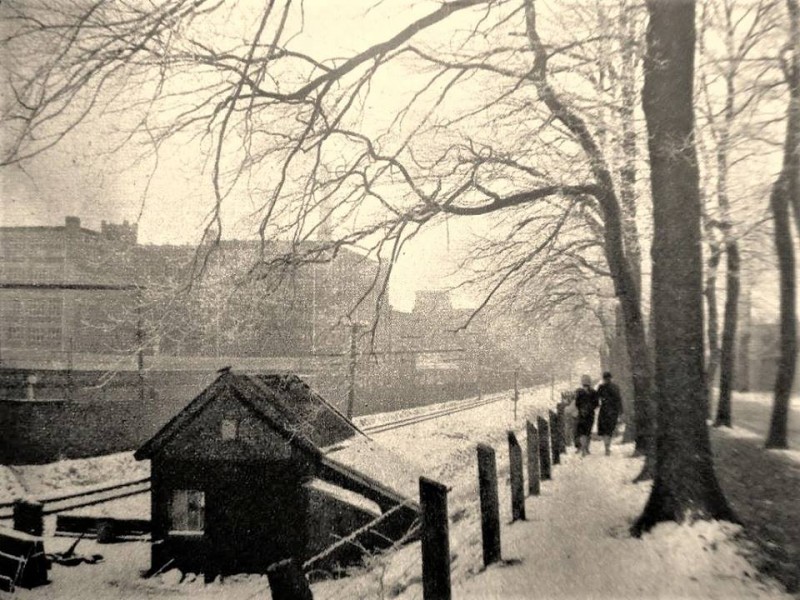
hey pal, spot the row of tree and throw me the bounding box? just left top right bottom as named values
left=0, top=0, right=797, bottom=532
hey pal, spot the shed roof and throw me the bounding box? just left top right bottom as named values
left=135, top=369, right=364, bottom=460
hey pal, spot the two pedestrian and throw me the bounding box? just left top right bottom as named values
left=597, top=371, right=623, bottom=456
left=574, top=374, right=599, bottom=457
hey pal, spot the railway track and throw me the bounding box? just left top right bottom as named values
left=0, top=391, right=509, bottom=519
left=360, top=393, right=504, bottom=435
left=0, top=477, right=150, bottom=520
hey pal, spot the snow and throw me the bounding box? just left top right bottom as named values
left=323, top=436, right=426, bottom=502
left=768, top=449, right=800, bottom=465
left=7, top=385, right=796, bottom=599
left=304, top=479, right=382, bottom=517
left=713, top=424, right=800, bottom=465
left=717, top=425, right=763, bottom=441
left=732, top=391, right=800, bottom=410
left=0, top=452, right=148, bottom=504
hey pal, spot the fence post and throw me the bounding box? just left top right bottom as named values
left=556, top=402, right=567, bottom=455
left=13, top=499, right=43, bottom=537
left=526, top=420, right=540, bottom=496
left=266, top=558, right=313, bottom=600
left=476, top=444, right=501, bottom=567
left=420, top=476, right=451, bottom=600
left=549, top=411, right=560, bottom=466
left=513, top=369, right=519, bottom=421
left=537, top=415, right=552, bottom=480
left=507, top=432, right=526, bottom=522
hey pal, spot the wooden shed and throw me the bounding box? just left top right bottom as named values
left=135, top=370, right=419, bottom=579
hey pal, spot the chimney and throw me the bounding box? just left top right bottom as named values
left=64, top=216, right=81, bottom=233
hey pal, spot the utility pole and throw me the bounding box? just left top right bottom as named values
left=135, top=293, right=145, bottom=403
left=346, top=322, right=361, bottom=420
left=513, top=368, right=519, bottom=421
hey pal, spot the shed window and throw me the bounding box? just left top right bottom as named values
left=170, top=490, right=205, bottom=532
left=221, top=418, right=239, bottom=440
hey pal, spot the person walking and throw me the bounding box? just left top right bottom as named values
left=597, top=371, right=623, bottom=456
left=574, top=374, right=599, bottom=457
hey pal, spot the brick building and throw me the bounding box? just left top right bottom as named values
left=0, top=217, right=142, bottom=364
left=0, top=216, right=387, bottom=366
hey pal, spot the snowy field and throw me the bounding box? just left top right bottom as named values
left=5, top=385, right=796, bottom=599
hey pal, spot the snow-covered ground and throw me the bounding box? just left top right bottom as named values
left=714, top=424, right=800, bottom=466
left=6, top=386, right=796, bottom=599
left=0, top=452, right=148, bottom=503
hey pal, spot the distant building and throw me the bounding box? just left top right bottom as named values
left=736, top=323, right=800, bottom=393
left=0, top=216, right=387, bottom=365
left=1, top=214, right=537, bottom=459
left=0, top=217, right=141, bottom=361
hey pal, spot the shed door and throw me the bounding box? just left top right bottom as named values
left=207, top=463, right=306, bottom=574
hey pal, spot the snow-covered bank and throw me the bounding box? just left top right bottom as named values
left=0, top=452, right=148, bottom=503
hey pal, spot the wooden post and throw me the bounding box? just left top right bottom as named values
left=526, top=420, right=540, bottom=496
left=537, top=415, right=551, bottom=480
left=13, top=500, right=43, bottom=537
left=556, top=402, right=567, bottom=455
left=420, top=476, right=451, bottom=600
left=549, top=411, right=560, bottom=465
left=347, top=322, right=359, bottom=419
left=513, top=369, right=519, bottom=421
left=507, top=432, right=526, bottom=522
left=136, top=295, right=145, bottom=403
left=476, top=444, right=501, bottom=566
left=266, top=558, right=313, bottom=600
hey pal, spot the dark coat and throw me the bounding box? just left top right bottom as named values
left=574, top=386, right=599, bottom=436
left=597, top=381, right=623, bottom=436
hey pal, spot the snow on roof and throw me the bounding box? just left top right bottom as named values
left=136, top=371, right=363, bottom=460
left=304, top=479, right=382, bottom=516
left=323, top=436, right=423, bottom=502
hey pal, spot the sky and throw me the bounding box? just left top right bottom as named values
left=0, top=0, right=793, bottom=319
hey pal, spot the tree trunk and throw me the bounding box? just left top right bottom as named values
left=715, top=242, right=739, bottom=428
left=712, top=13, right=741, bottom=430
left=767, top=171, right=798, bottom=448
left=633, top=0, right=737, bottom=534
left=614, top=304, right=637, bottom=444
left=704, top=244, right=721, bottom=411
left=736, top=284, right=752, bottom=392
left=616, top=0, right=648, bottom=453
left=766, top=0, right=800, bottom=450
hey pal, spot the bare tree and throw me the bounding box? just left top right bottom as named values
left=696, top=0, right=783, bottom=428
left=766, top=0, right=800, bottom=449
left=633, top=0, right=736, bottom=533
left=0, top=0, right=659, bottom=456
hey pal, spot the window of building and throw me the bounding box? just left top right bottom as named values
left=28, top=326, right=61, bottom=346
left=0, top=298, right=22, bottom=317
left=6, top=325, right=25, bottom=345
left=221, top=418, right=239, bottom=441
left=0, top=238, right=27, bottom=260
left=27, top=298, right=61, bottom=321
left=169, top=489, right=205, bottom=532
